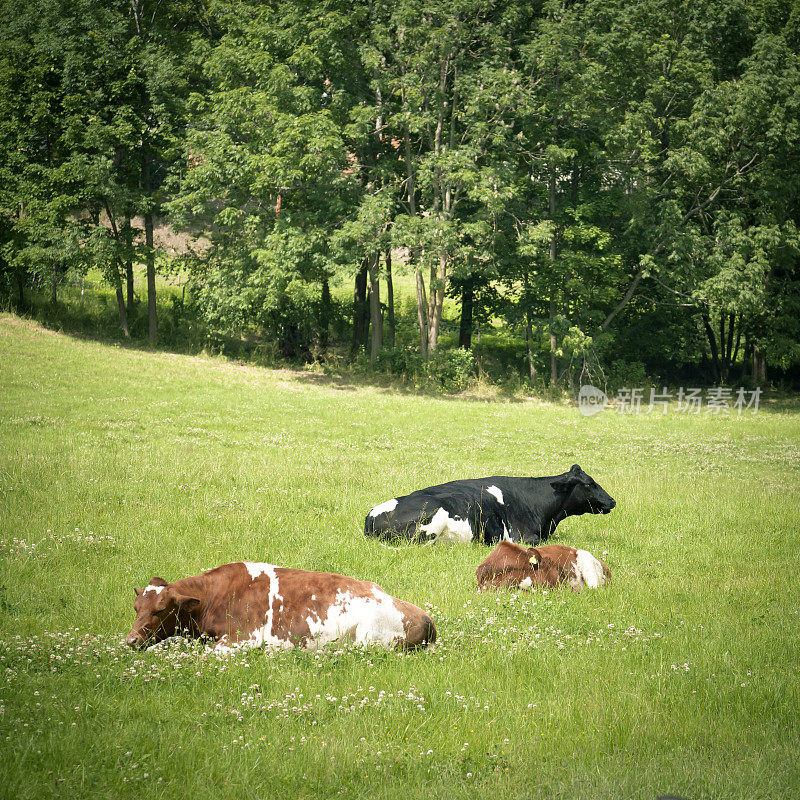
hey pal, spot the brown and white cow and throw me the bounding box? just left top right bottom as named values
left=126, top=562, right=436, bottom=651
left=476, top=541, right=611, bottom=591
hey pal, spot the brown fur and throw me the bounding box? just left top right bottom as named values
left=476, top=541, right=610, bottom=590
left=127, top=562, right=436, bottom=650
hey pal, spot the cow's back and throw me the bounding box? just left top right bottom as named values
left=365, top=478, right=514, bottom=543
left=476, top=542, right=611, bottom=591
left=218, top=564, right=435, bottom=650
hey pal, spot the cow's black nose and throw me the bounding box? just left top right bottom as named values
left=610, top=498, right=616, bottom=508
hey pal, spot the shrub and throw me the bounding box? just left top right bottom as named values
left=374, top=345, right=424, bottom=378
left=426, top=348, right=475, bottom=392
left=606, top=359, right=649, bottom=392
left=252, top=340, right=282, bottom=367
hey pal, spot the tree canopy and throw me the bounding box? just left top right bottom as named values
left=2, top=0, right=798, bottom=386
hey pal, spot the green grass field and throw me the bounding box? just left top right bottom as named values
left=1, top=314, right=798, bottom=800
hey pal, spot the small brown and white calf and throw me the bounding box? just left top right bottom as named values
left=476, top=541, right=611, bottom=591
left=126, top=562, right=436, bottom=651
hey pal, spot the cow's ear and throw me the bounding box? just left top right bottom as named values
left=134, top=588, right=142, bottom=597
left=551, top=475, right=577, bottom=492
left=170, top=591, right=200, bottom=613
left=572, top=464, right=594, bottom=482
left=528, top=548, right=541, bottom=569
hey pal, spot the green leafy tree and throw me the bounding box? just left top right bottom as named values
left=377, top=0, right=528, bottom=359
left=170, top=0, right=362, bottom=358
left=0, top=0, right=204, bottom=340
left=506, top=0, right=624, bottom=386
left=0, top=0, right=86, bottom=311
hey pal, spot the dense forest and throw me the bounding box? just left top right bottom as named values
left=1, top=0, right=799, bottom=390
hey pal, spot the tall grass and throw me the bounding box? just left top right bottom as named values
left=0, top=314, right=798, bottom=800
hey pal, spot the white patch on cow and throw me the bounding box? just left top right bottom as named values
left=519, top=577, right=533, bottom=589
left=502, top=523, right=512, bottom=541
left=244, top=565, right=289, bottom=649
left=243, top=561, right=278, bottom=581
left=486, top=485, right=504, bottom=505
left=369, top=498, right=398, bottom=517
left=305, top=586, right=407, bottom=649
left=212, top=636, right=239, bottom=654
left=572, top=549, right=607, bottom=590
left=419, top=507, right=473, bottom=544
left=143, top=584, right=165, bottom=596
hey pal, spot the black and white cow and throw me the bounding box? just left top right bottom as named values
left=364, top=464, right=615, bottom=545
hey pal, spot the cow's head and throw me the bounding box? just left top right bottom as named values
left=551, top=464, right=616, bottom=516
left=126, top=577, right=200, bottom=649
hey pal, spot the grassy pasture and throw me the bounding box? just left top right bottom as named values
left=0, top=314, right=798, bottom=800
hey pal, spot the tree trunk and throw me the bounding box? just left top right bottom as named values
left=16, top=271, right=25, bottom=310
left=701, top=313, right=722, bottom=382
left=427, top=265, right=436, bottom=349
left=352, top=258, right=369, bottom=355
left=144, top=213, right=156, bottom=346
left=525, top=312, right=536, bottom=386
left=427, top=252, right=446, bottom=355
left=125, top=260, right=135, bottom=318
left=548, top=165, right=558, bottom=387
left=426, top=57, right=451, bottom=359
left=401, top=76, right=426, bottom=360
left=368, top=252, right=382, bottom=366
left=415, top=268, right=428, bottom=361
left=123, top=215, right=135, bottom=318
left=113, top=261, right=130, bottom=338
left=385, top=249, right=395, bottom=348
left=141, top=140, right=157, bottom=347
left=730, top=317, right=742, bottom=370
left=51, top=263, right=58, bottom=306
left=724, top=312, right=735, bottom=381
left=459, top=280, right=474, bottom=349
left=549, top=299, right=558, bottom=387
left=740, top=335, right=751, bottom=383
left=102, top=201, right=130, bottom=339
left=752, top=346, right=766, bottom=384
left=319, top=276, right=331, bottom=351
